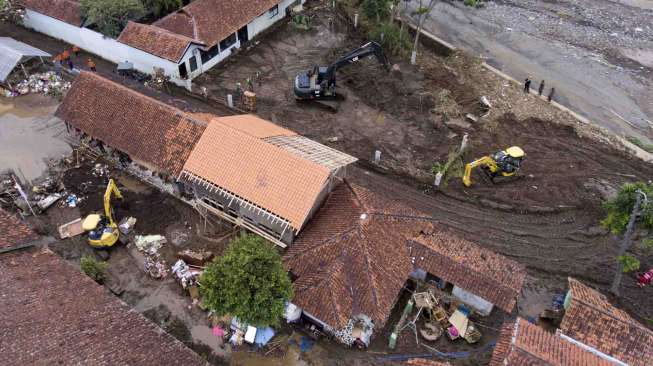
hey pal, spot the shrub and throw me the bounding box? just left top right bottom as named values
left=80, top=255, right=108, bottom=283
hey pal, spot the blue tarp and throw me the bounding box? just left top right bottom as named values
left=254, top=327, right=275, bottom=346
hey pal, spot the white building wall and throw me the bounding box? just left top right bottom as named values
left=452, top=285, right=494, bottom=316
left=22, top=9, right=192, bottom=87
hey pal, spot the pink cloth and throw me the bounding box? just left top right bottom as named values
left=212, top=326, right=225, bottom=337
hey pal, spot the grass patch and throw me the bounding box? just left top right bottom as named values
left=626, top=136, right=653, bottom=153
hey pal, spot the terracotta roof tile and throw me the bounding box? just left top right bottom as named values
left=406, top=359, right=451, bottom=366
left=118, top=22, right=194, bottom=62
left=490, top=318, right=616, bottom=366
left=0, top=247, right=207, bottom=365
left=285, top=181, right=526, bottom=330
left=20, top=0, right=82, bottom=26
left=181, top=120, right=330, bottom=230
left=216, top=114, right=297, bottom=139
left=409, top=231, right=527, bottom=313
left=55, top=72, right=208, bottom=176
left=155, top=0, right=281, bottom=47
left=0, top=209, right=37, bottom=250
left=560, top=278, right=653, bottom=366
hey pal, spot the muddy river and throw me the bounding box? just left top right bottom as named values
left=0, top=94, right=71, bottom=183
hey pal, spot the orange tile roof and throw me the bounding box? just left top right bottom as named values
left=406, top=359, right=451, bottom=366
left=560, top=278, right=653, bottom=366
left=118, top=22, right=194, bottom=62
left=409, top=231, right=527, bottom=313
left=215, top=115, right=297, bottom=139
left=155, top=0, right=281, bottom=47
left=490, top=318, right=616, bottom=366
left=181, top=121, right=330, bottom=230
left=20, top=0, right=82, bottom=26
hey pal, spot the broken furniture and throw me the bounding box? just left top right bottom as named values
left=58, top=218, right=84, bottom=239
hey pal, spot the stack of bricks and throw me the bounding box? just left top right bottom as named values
left=243, top=91, right=256, bottom=112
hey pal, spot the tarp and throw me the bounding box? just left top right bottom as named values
left=254, top=327, right=275, bottom=346
left=0, top=37, right=51, bottom=82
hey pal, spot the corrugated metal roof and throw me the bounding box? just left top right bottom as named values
left=0, top=37, right=51, bottom=82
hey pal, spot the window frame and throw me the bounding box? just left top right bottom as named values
left=268, top=4, right=279, bottom=18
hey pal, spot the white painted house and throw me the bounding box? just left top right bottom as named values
left=20, top=0, right=304, bottom=89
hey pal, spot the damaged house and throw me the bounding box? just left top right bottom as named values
left=56, top=72, right=356, bottom=247
left=490, top=278, right=653, bottom=365
left=283, top=181, right=527, bottom=344
left=0, top=209, right=209, bottom=365
left=20, top=0, right=305, bottom=88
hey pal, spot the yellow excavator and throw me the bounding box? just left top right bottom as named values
left=82, top=179, right=123, bottom=248
left=462, top=146, right=525, bottom=187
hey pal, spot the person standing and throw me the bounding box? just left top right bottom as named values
left=72, top=46, right=80, bottom=57
left=67, top=58, right=74, bottom=70
left=548, top=87, right=556, bottom=103
left=538, top=80, right=545, bottom=96
left=246, top=77, right=253, bottom=92
left=524, top=77, right=531, bottom=93
left=87, top=58, right=96, bottom=72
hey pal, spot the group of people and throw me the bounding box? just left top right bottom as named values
left=234, top=71, right=262, bottom=101
left=524, top=77, right=555, bottom=102
left=53, top=46, right=97, bottom=75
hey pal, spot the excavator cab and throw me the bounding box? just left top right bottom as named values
left=462, top=146, right=525, bottom=187
left=82, top=179, right=123, bottom=248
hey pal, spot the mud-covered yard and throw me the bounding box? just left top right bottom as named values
left=195, top=1, right=653, bottom=327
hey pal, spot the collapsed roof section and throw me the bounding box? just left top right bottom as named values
left=284, top=181, right=527, bottom=330
left=0, top=37, right=51, bottom=83
left=154, top=0, right=282, bottom=48
left=55, top=72, right=208, bottom=176
left=180, top=114, right=356, bottom=232
left=560, top=278, right=653, bottom=366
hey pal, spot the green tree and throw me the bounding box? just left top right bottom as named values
left=601, top=182, right=653, bottom=294
left=80, top=0, right=145, bottom=38
left=80, top=255, right=108, bottom=283
left=142, top=0, right=182, bottom=18
left=200, top=234, right=293, bottom=327
left=362, top=0, right=391, bottom=23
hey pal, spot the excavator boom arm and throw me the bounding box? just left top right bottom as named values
left=462, top=156, right=497, bottom=187
left=103, top=179, right=122, bottom=227
left=325, top=41, right=389, bottom=79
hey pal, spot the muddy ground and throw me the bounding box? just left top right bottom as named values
left=195, top=1, right=653, bottom=325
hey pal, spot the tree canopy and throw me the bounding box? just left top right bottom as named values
left=200, top=234, right=293, bottom=327
left=0, top=0, right=25, bottom=23
left=142, top=0, right=182, bottom=18
left=80, top=0, right=145, bottom=38
left=602, top=182, right=653, bottom=235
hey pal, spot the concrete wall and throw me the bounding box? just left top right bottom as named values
left=452, top=285, right=494, bottom=316
left=22, top=10, right=194, bottom=88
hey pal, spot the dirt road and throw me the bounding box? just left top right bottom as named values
left=405, top=0, right=653, bottom=142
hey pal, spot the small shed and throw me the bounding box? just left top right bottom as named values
left=0, top=37, right=51, bottom=85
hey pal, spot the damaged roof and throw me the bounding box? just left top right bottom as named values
left=0, top=209, right=208, bottom=365
left=118, top=22, right=195, bottom=62
left=284, top=181, right=525, bottom=330
left=489, top=318, right=616, bottom=366
left=560, top=278, right=653, bottom=366
left=180, top=117, right=331, bottom=231
left=0, top=209, right=38, bottom=250
left=55, top=72, right=208, bottom=176
left=20, top=0, right=82, bottom=26
left=409, top=231, right=527, bottom=313
left=155, top=0, right=281, bottom=47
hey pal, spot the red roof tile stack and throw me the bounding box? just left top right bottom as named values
left=155, top=0, right=281, bottom=47
left=560, top=278, right=653, bottom=365
left=20, top=0, right=82, bottom=26
left=55, top=72, right=208, bottom=176
left=118, top=22, right=195, bottom=62
left=489, top=318, right=615, bottom=366
left=284, top=181, right=525, bottom=330
left=409, top=231, right=527, bottom=313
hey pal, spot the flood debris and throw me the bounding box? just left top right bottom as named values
left=7, top=72, right=71, bottom=98
left=135, top=235, right=168, bottom=279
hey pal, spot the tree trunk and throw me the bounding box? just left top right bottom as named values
left=610, top=192, right=643, bottom=296
left=411, top=0, right=436, bottom=65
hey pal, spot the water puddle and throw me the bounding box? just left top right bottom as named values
left=231, top=346, right=307, bottom=366
left=191, top=325, right=224, bottom=354
left=0, top=95, right=71, bottom=183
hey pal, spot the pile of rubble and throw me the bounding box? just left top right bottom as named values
left=10, top=72, right=71, bottom=98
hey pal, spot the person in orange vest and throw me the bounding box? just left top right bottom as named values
left=87, top=58, right=96, bottom=72
left=72, top=46, right=80, bottom=56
